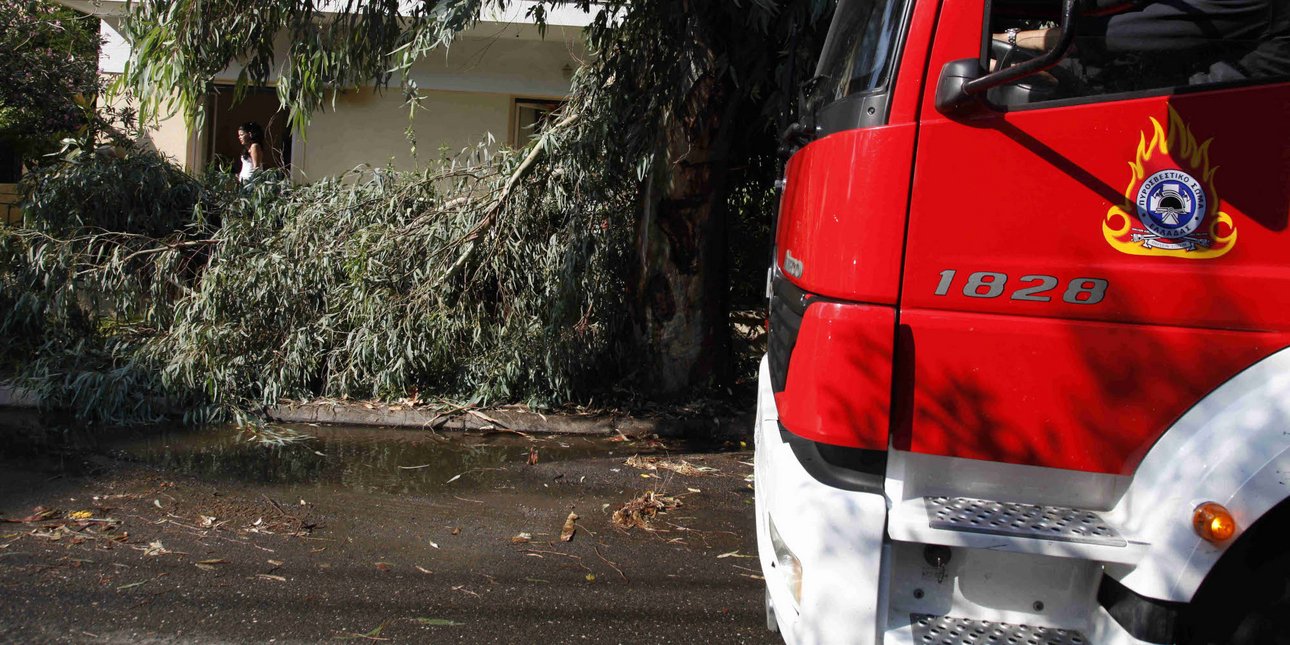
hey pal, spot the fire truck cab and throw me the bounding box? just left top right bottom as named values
left=755, top=0, right=1290, bottom=643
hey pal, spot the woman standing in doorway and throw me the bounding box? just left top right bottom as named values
left=237, top=122, right=265, bottom=181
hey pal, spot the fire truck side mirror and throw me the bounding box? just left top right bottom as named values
left=934, top=59, right=990, bottom=116
left=935, top=0, right=1083, bottom=117
left=778, top=120, right=818, bottom=158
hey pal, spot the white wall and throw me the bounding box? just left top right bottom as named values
left=77, top=1, right=587, bottom=179
left=86, top=0, right=591, bottom=84
left=299, top=89, right=513, bottom=180
left=101, top=75, right=197, bottom=168
left=295, top=29, right=581, bottom=179
left=406, top=29, right=584, bottom=97
left=100, top=18, right=130, bottom=74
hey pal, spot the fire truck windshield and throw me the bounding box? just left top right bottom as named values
left=810, top=0, right=909, bottom=106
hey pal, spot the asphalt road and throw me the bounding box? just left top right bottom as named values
left=0, top=421, right=777, bottom=644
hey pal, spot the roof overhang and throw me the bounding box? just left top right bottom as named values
left=55, top=0, right=595, bottom=37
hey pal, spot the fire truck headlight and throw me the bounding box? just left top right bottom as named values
left=769, top=518, right=803, bottom=607
left=1193, top=502, right=1237, bottom=543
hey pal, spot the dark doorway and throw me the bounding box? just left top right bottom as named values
left=204, top=85, right=291, bottom=177
left=0, top=139, right=22, bottom=184
left=511, top=98, right=564, bottom=147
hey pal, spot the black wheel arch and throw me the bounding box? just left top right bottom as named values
left=1179, top=494, right=1290, bottom=644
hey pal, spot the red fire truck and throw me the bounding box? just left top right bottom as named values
left=755, top=0, right=1290, bottom=643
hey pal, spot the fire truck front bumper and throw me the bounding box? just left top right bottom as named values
left=754, top=357, right=888, bottom=645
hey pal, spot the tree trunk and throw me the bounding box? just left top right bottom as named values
left=630, top=42, right=738, bottom=396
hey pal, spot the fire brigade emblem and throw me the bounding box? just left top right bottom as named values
left=1103, top=107, right=1237, bottom=258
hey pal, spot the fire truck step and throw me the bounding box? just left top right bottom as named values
left=908, top=614, right=1088, bottom=645
left=924, top=497, right=1127, bottom=547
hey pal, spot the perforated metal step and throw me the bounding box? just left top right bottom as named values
left=925, top=496, right=1126, bottom=547
left=910, top=614, right=1087, bottom=645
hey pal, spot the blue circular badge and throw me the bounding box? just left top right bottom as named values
left=1135, top=170, right=1206, bottom=239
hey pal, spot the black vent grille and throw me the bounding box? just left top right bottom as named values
left=768, top=275, right=808, bottom=393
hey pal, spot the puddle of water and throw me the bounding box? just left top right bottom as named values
left=0, top=409, right=732, bottom=497
left=108, top=425, right=645, bottom=496
left=0, top=411, right=111, bottom=476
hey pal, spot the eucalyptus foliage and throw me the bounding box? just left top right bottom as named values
left=3, top=0, right=834, bottom=424
left=122, top=0, right=502, bottom=132
left=1, top=141, right=218, bottom=422
left=159, top=133, right=634, bottom=420
left=3, top=117, right=633, bottom=424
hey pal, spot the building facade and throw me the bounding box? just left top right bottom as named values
left=61, top=0, right=590, bottom=182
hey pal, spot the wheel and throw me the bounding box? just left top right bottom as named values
left=1182, top=548, right=1290, bottom=644
left=765, top=586, right=779, bottom=633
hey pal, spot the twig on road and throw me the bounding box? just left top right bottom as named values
left=593, top=545, right=627, bottom=582
left=522, top=548, right=594, bottom=574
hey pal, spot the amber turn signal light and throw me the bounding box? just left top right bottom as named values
left=1193, top=502, right=1237, bottom=543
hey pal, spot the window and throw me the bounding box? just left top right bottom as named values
left=811, top=0, right=910, bottom=105
left=806, top=0, right=913, bottom=134
left=0, top=140, right=21, bottom=184
left=512, top=99, right=563, bottom=146
left=202, top=85, right=290, bottom=173
left=0, top=140, right=21, bottom=225
left=986, top=0, right=1290, bottom=107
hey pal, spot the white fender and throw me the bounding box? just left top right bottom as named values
left=1104, top=346, right=1290, bottom=602
left=754, top=357, right=888, bottom=644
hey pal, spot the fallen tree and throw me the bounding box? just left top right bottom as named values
left=1, top=0, right=831, bottom=424
left=3, top=123, right=632, bottom=424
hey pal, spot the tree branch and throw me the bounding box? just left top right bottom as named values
left=433, top=111, right=580, bottom=288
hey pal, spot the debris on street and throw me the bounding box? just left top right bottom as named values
left=1, top=422, right=767, bottom=643
left=625, top=455, right=717, bottom=476
left=559, top=512, right=579, bottom=542
left=611, top=492, right=681, bottom=530
left=414, top=617, right=462, bottom=626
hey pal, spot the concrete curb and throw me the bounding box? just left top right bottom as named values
left=266, top=401, right=662, bottom=437
left=1, top=385, right=750, bottom=439
left=0, top=384, right=38, bottom=408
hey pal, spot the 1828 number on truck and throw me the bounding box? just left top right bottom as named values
left=934, top=269, right=1108, bottom=305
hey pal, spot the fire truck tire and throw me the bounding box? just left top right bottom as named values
left=764, top=587, right=779, bottom=633
left=1183, top=550, right=1290, bottom=645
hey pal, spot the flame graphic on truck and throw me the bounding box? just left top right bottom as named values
left=1102, top=106, right=1238, bottom=259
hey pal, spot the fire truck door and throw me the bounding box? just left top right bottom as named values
left=895, top=0, right=1290, bottom=475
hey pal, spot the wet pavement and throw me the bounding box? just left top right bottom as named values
left=0, top=413, right=775, bottom=644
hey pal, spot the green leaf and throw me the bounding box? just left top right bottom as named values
left=413, top=618, right=462, bottom=626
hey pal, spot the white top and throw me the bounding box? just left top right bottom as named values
left=238, top=156, right=255, bottom=181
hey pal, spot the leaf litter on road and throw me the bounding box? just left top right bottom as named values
left=559, top=512, right=578, bottom=542
left=140, top=541, right=170, bottom=556
left=117, top=573, right=167, bottom=591
left=625, top=455, right=717, bottom=477
left=194, top=558, right=227, bottom=571
left=611, top=491, right=681, bottom=530
left=338, top=621, right=390, bottom=641
left=413, top=617, right=462, bottom=626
